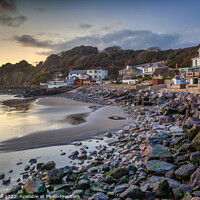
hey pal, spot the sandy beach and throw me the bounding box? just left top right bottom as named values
left=0, top=96, right=130, bottom=152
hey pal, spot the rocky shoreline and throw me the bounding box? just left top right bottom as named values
left=0, top=87, right=200, bottom=200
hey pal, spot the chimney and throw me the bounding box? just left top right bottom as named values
left=70, top=68, right=72, bottom=71
left=149, top=62, right=151, bottom=67
left=163, top=60, right=166, bottom=66
left=176, top=63, right=178, bottom=69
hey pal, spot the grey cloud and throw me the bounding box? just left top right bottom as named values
left=0, top=0, right=27, bottom=27
left=79, top=23, right=93, bottom=29
left=55, top=29, right=191, bottom=51
left=15, top=29, right=194, bottom=54
left=0, top=15, right=26, bottom=27
left=14, top=35, right=52, bottom=48
left=0, top=0, right=16, bottom=13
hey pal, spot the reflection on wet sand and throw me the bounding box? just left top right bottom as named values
left=2, top=98, right=37, bottom=113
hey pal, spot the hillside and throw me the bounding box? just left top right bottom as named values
left=0, top=44, right=200, bottom=87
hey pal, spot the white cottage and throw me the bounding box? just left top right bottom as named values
left=191, top=48, right=200, bottom=67
left=86, top=68, right=108, bottom=80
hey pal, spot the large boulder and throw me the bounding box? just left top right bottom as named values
left=147, top=145, right=172, bottom=161
left=119, top=185, right=144, bottom=199
left=190, top=167, right=200, bottom=190
left=174, top=164, right=196, bottom=180
left=147, top=176, right=181, bottom=188
left=146, top=160, right=177, bottom=175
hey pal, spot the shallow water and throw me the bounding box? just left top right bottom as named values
left=0, top=96, right=92, bottom=142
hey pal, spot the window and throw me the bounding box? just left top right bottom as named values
left=94, top=76, right=97, bottom=78
left=99, top=76, right=101, bottom=78
left=89, top=71, right=92, bottom=73
left=195, top=60, right=198, bottom=66
left=94, top=71, right=97, bottom=73
left=99, top=71, right=101, bottom=73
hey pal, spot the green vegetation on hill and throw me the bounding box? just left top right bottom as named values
left=0, top=44, right=199, bottom=86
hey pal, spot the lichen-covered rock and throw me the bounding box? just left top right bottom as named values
left=153, top=180, right=170, bottom=198
left=105, top=167, right=129, bottom=179
left=147, top=144, right=172, bottom=161
left=190, top=167, right=200, bottom=190
left=174, top=164, right=196, bottom=180
left=119, top=185, right=144, bottom=199
left=147, top=176, right=181, bottom=188
left=146, top=160, right=177, bottom=175
left=192, top=132, right=200, bottom=151
left=172, top=187, right=183, bottom=200
left=182, top=192, right=193, bottom=200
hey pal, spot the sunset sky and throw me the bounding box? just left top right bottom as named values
left=0, top=0, right=200, bottom=65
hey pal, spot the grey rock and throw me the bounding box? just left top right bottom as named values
left=24, top=176, right=47, bottom=194
left=147, top=176, right=181, bottom=188
left=146, top=160, right=177, bottom=175
left=24, top=165, right=30, bottom=171
left=2, top=177, right=10, bottom=185
left=153, top=179, right=170, bottom=198
left=114, top=184, right=129, bottom=194
left=2, top=185, right=21, bottom=195
left=190, top=167, right=200, bottom=190
left=0, top=173, right=5, bottom=180
left=29, top=158, right=37, bottom=164
left=175, top=164, right=196, bottom=180
left=119, top=185, right=144, bottom=199
left=41, top=161, right=56, bottom=170
left=77, top=179, right=90, bottom=190
left=89, top=192, right=109, bottom=200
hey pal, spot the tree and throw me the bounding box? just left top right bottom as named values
left=109, top=65, right=118, bottom=79
left=74, top=77, right=80, bottom=82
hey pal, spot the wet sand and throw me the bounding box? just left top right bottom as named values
left=0, top=96, right=130, bottom=152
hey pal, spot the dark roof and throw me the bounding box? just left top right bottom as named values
left=152, top=67, right=169, bottom=78
left=69, top=70, right=87, bottom=75
left=166, top=69, right=175, bottom=77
